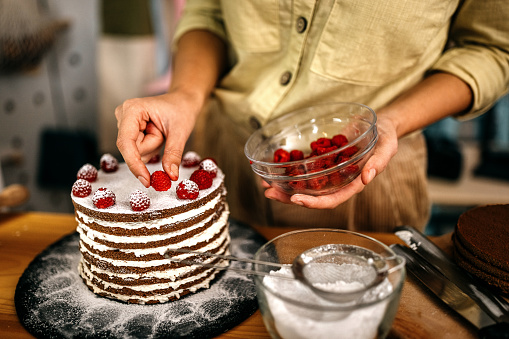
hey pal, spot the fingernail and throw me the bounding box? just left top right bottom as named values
left=170, top=164, right=179, bottom=179
left=138, top=176, right=150, bottom=187
left=367, top=169, right=376, bottom=183
left=291, top=196, right=304, bottom=206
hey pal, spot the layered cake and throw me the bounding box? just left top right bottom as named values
left=452, top=204, right=509, bottom=295
left=71, top=152, right=230, bottom=304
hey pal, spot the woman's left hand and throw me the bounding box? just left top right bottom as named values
left=263, top=114, right=399, bottom=209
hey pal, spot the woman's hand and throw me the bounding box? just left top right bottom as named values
left=263, top=72, right=473, bottom=209
left=115, top=90, right=202, bottom=187
left=262, top=114, right=399, bottom=208
left=115, top=30, right=227, bottom=187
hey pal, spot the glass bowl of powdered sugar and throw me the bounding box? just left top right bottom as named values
left=253, top=229, right=405, bottom=339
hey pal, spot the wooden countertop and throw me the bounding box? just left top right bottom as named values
left=0, top=212, right=478, bottom=338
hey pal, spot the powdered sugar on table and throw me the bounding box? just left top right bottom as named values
left=15, top=220, right=264, bottom=339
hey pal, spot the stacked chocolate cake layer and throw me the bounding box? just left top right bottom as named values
left=452, top=204, right=509, bottom=295
left=72, top=161, right=229, bottom=304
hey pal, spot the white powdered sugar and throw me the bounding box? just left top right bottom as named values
left=100, top=153, right=118, bottom=167
left=182, top=151, right=201, bottom=165
left=200, top=159, right=218, bottom=174
left=262, top=266, right=392, bottom=339
left=77, top=163, right=97, bottom=180
left=16, top=221, right=264, bottom=339
left=129, top=190, right=150, bottom=210
left=181, top=179, right=198, bottom=191
left=92, top=188, right=115, bottom=205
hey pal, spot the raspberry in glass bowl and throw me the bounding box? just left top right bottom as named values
left=244, top=102, right=378, bottom=196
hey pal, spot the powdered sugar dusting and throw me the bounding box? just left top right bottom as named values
left=15, top=220, right=265, bottom=339
left=395, top=230, right=421, bottom=251
left=200, top=159, right=218, bottom=174
left=77, top=164, right=98, bottom=182
left=180, top=179, right=198, bottom=192
left=182, top=151, right=201, bottom=167
left=129, top=190, right=150, bottom=211
left=72, top=179, right=92, bottom=197
left=92, top=188, right=116, bottom=208
left=71, top=162, right=225, bottom=214
left=180, top=179, right=199, bottom=195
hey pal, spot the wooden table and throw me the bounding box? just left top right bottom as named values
left=0, top=212, right=479, bottom=338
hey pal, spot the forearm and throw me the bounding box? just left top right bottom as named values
left=169, top=29, right=228, bottom=108
left=378, top=72, right=473, bottom=138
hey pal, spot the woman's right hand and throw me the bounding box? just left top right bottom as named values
left=115, top=90, right=203, bottom=187
left=116, top=29, right=228, bottom=188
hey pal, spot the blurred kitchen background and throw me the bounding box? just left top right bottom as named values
left=1, top=0, right=508, bottom=235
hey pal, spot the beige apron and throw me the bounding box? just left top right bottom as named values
left=189, top=99, right=430, bottom=233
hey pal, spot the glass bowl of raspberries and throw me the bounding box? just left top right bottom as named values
left=244, top=102, right=378, bottom=196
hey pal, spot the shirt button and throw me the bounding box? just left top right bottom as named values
left=249, top=116, right=261, bottom=130
left=280, top=71, right=292, bottom=85
left=296, top=16, right=307, bottom=33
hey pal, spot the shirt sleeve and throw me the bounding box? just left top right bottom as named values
left=429, top=0, right=509, bottom=120
left=171, top=0, right=227, bottom=51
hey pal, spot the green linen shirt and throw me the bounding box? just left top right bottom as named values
left=173, top=0, right=509, bottom=130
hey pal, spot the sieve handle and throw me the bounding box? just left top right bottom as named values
left=163, top=248, right=293, bottom=280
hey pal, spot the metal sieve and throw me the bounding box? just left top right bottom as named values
left=164, top=244, right=402, bottom=303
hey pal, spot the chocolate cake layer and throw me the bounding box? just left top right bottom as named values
left=82, top=251, right=228, bottom=286
left=79, top=221, right=228, bottom=262
left=452, top=204, right=509, bottom=297
left=454, top=204, right=509, bottom=272
left=75, top=198, right=226, bottom=237
left=81, top=262, right=219, bottom=296
left=452, top=233, right=509, bottom=282
left=80, top=232, right=230, bottom=275
left=71, top=162, right=226, bottom=222
left=79, top=261, right=224, bottom=304
left=72, top=183, right=225, bottom=223
left=78, top=205, right=226, bottom=250
left=453, top=245, right=509, bottom=295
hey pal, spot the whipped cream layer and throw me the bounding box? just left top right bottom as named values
left=79, top=261, right=226, bottom=304
left=79, top=209, right=229, bottom=260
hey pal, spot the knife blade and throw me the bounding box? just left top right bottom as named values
left=391, top=244, right=509, bottom=338
left=394, top=225, right=509, bottom=324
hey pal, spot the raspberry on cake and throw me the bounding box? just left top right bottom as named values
left=129, top=190, right=150, bottom=211
left=190, top=169, right=213, bottom=190
left=71, top=152, right=229, bottom=304
left=199, top=159, right=218, bottom=178
left=77, top=164, right=98, bottom=182
left=72, top=179, right=92, bottom=198
left=100, top=153, right=119, bottom=173
left=177, top=179, right=200, bottom=200
left=182, top=151, right=201, bottom=167
left=150, top=170, right=172, bottom=191
left=92, top=188, right=115, bottom=209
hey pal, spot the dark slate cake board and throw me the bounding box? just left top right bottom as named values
left=15, top=219, right=267, bottom=339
